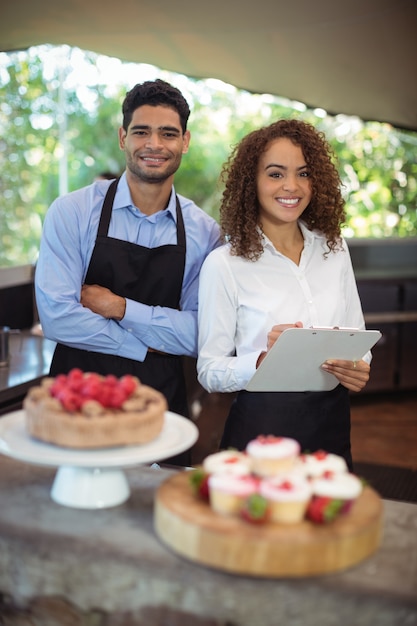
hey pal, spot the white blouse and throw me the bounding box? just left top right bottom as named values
left=197, top=222, right=368, bottom=393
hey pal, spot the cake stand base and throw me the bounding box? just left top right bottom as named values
left=51, top=466, right=130, bottom=509
left=0, top=410, right=198, bottom=509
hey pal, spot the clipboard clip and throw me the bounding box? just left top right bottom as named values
left=309, top=326, right=358, bottom=331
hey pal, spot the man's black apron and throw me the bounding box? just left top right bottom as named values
left=50, top=178, right=190, bottom=463
left=221, top=385, right=353, bottom=470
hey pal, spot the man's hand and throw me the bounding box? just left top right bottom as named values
left=81, top=284, right=126, bottom=321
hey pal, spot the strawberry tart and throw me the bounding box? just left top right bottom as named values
left=24, top=368, right=167, bottom=449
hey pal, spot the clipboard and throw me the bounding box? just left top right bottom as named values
left=245, top=327, right=382, bottom=392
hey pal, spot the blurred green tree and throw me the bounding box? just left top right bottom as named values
left=0, top=45, right=416, bottom=268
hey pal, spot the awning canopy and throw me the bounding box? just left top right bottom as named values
left=2, top=0, right=417, bottom=131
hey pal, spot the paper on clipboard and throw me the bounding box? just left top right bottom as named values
left=245, top=327, right=382, bottom=392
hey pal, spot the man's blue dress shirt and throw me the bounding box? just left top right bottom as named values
left=35, top=173, right=221, bottom=362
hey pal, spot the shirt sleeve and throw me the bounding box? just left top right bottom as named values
left=197, top=250, right=260, bottom=392
left=35, top=194, right=148, bottom=361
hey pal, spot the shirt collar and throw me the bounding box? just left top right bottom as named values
left=298, top=220, right=315, bottom=246
left=113, top=172, right=177, bottom=222
left=261, top=220, right=316, bottom=251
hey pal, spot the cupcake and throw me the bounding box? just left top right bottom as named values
left=311, top=471, right=362, bottom=500
left=295, top=450, right=348, bottom=478
left=260, top=474, right=312, bottom=524
left=203, top=450, right=252, bottom=476
left=246, top=435, right=300, bottom=477
left=208, top=473, right=260, bottom=516
left=309, top=471, right=363, bottom=518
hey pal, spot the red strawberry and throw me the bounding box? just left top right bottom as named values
left=240, top=494, right=270, bottom=524
left=49, top=376, right=67, bottom=398
left=109, top=387, right=128, bottom=408
left=119, top=375, right=137, bottom=395
left=67, top=368, right=84, bottom=391
left=97, top=385, right=114, bottom=408
left=56, top=388, right=81, bottom=412
left=53, top=374, right=67, bottom=387
left=306, top=496, right=343, bottom=524
left=189, top=468, right=210, bottom=501
left=81, top=377, right=102, bottom=400
left=313, top=450, right=328, bottom=460
left=83, top=372, right=101, bottom=386
left=104, top=374, right=118, bottom=387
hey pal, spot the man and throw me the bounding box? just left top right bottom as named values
left=35, top=79, right=221, bottom=464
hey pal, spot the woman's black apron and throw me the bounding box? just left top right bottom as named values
left=50, top=178, right=191, bottom=462
left=221, top=386, right=353, bottom=470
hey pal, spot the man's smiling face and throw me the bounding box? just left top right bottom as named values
left=119, top=104, right=190, bottom=184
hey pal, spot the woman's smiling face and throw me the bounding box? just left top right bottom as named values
left=256, top=137, right=312, bottom=228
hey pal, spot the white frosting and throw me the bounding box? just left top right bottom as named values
left=260, top=474, right=312, bottom=502
left=208, top=473, right=259, bottom=496
left=203, top=450, right=252, bottom=476
left=246, top=436, right=300, bottom=459
left=311, top=472, right=363, bottom=500
left=296, top=451, right=348, bottom=478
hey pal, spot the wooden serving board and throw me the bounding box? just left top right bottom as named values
left=154, top=472, right=383, bottom=577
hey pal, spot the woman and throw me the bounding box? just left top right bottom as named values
left=197, top=119, right=371, bottom=470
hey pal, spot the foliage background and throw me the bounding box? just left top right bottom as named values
left=1, top=45, right=416, bottom=267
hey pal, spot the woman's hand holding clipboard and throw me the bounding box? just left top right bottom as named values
left=247, top=326, right=382, bottom=392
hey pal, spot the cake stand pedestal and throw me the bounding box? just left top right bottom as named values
left=51, top=465, right=131, bottom=508
left=0, top=410, right=198, bottom=509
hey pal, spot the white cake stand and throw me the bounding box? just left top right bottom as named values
left=0, top=410, right=198, bottom=509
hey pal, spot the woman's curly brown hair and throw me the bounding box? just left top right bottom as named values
left=220, top=119, right=346, bottom=260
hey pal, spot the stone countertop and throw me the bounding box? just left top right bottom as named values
left=0, top=455, right=416, bottom=625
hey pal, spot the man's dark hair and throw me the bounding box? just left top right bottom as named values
left=122, top=79, right=190, bottom=133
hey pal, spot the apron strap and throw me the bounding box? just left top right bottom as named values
left=175, top=195, right=186, bottom=251
left=97, top=177, right=120, bottom=237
